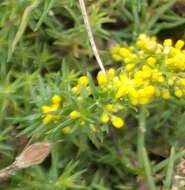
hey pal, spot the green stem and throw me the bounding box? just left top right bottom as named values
left=142, top=147, right=156, bottom=190
left=137, top=106, right=156, bottom=190
left=137, top=106, right=146, bottom=166
left=163, top=146, right=175, bottom=190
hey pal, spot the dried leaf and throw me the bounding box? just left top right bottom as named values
left=15, top=142, right=51, bottom=168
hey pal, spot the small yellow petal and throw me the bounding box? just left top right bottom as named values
left=111, top=116, right=124, bottom=128
left=43, top=114, right=53, bottom=124
left=146, top=57, right=156, bottom=65
left=175, top=40, right=184, bottom=49
left=62, top=127, right=71, bottom=133
left=41, top=106, right=51, bottom=113
left=107, top=68, right=115, bottom=79
left=175, top=89, right=183, bottom=98
left=78, top=76, right=89, bottom=86
left=69, top=111, right=80, bottom=119
left=97, top=72, right=108, bottom=86
left=51, top=95, right=62, bottom=104
left=100, top=113, right=109, bottom=123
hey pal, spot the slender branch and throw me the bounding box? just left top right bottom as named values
left=164, top=146, right=175, bottom=190
left=137, top=106, right=156, bottom=189
left=78, top=0, right=106, bottom=73
left=142, top=147, right=156, bottom=190
left=137, top=106, right=146, bottom=166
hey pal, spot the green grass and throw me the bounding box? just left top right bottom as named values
left=1, top=0, right=185, bottom=189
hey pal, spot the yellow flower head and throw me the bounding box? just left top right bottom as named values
left=41, top=105, right=51, bottom=113
left=62, top=126, right=71, bottom=133
left=41, top=104, right=59, bottom=113
left=162, top=89, right=170, bottom=99
left=180, top=78, right=185, bottom=86
left=146, top=57, right=156, bottom=65
left=107, top=68, right=115, bottom=79
left=111, top=116, right=124, bottom=128
left=78, top=76, right=89, bottom=86
left=52, top=95, right=62, bottom=104
left=69, top=110, right=80, bottom=119
left=71, top=85, right=80, bottom=94
left=138, top=97, right=151, bottom=105
left=175, top=89, right=183, bottom=98
left=105, top=104, right=114, bottom=111
left=43, top=114, right=53, bottom=124
left=163, top=39, right=172, bottom=47
left=119, top=48, right=130, bottom=58
left=115, top=86, right=127, bottom=99
left=100, top=113, right=109, bottom=123
left=175, top=40, right=184, bottom=49
left=125, top=64, right=135, bottom=71
left=97, top=71, right=108, bottom=86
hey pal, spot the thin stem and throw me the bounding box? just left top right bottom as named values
left=142, top=147, right=156, bottom=190
left=137, top=106, right=156, bottom=189
left=164, top=146, right=175, bottom=190
left=78, top=0, right=106, bottom=73
left=0, top=163, right=18, bottom=182
left=137, top=106, right=146, bottom=166
left=153, top=149, right=185, bottom=173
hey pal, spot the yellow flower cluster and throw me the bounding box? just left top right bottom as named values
left=41, top=95, right=62, bottom=124
left=71, top=76, right=90, bottom=94
left=108, top=34, right=185, bottom=104
left=42, top=35, right=185, bottom=132
left=100, top=113, right=125, bottom=128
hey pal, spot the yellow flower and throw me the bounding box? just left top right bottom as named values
left=119, top=48, right=130, bottom=58
left=133, top=78, right=143, bottom=87
left=110, top=44, right=121, bottom=54
left=41, top=106, right=51, bottom=113
left=146, top=57, right=156, bottom=65
left=51, top=104, right=60, bottom=110
left=128, top=88, right=138, bottom=98
left=180, top=78, right=185, bottom=86
left=69, top=110, right=80, bottom=119
left=157, top=76, right=165, bottom=83
left=43, top=114, right=53, bottom=124
left=163, top=39, right=172, bottom=47
left=41, top=104, right=59, bottom=113
left=138, top=97, right=151, bottom=104
left=105, top=104, right=114, bottom=111
left=100, top=113, right=109, bottom=123
left=115, top=86, right=127, bottom=99
left=125, top=64, right=135, bottom=71
left=62, top=127, right=71, bottom=133
left=143, top=85, right=155, bottom=96
left=175, top=89, right=183, bottom=97
left=112, top=54, right=122, bottom=61
left=141, top=70, right=152, bottom=79
left=97, top=71, right=108, bottom=86
left=108, top=68, right=115, bottom=79
left=175, top=40, right=184, bottom=49
left=78, top=76, right=89, bottom=86
left=162, top=89, right=170, bottom=99
left=51, top=95, right=62, bottom=104
left=134, top=71, right=143, bottom=79
left=111, top=116, right=124, bottom=128
left=71, top=85, right=80, bottom=94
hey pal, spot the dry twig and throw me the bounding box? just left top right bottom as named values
left=78, top=0, right=106, bottom=73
